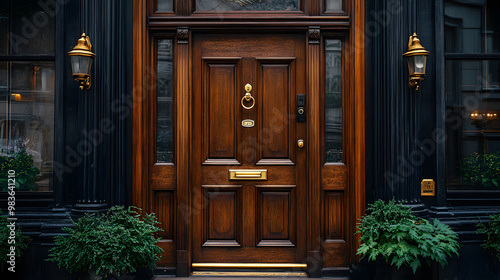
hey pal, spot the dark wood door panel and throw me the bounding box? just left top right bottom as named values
left=195, top=247, right=299, bottom=263
left=202, top=187, right=242, bottom=247
left=192, top=33, right=307, bottom=264
left=257, top=60, right=296, bottom=165
left=322, top=190, right=349, bottom=267
left=198, top=34, right=302, bottom=58
left=257, top=187, right=296, bottom=247
left=202, top=59, right=242, bottom=165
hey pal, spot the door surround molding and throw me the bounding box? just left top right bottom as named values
left=132, top=0, right=365, bottom=277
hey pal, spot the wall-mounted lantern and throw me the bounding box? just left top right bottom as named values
left=402, top=33, right=430, bottom=90
left=68, top=33, right=95, bottom=90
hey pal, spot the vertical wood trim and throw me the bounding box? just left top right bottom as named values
left=307, top=26, right=322, bottom=277
left=308, top=0, right=320, bottom=15
left=352, top=0, right=365, bottom=261
left=132, top=0, right=147, bottom=210
left=175, top=28, right=191, bottom=276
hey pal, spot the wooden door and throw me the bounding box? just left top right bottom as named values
left=192, top=33, right=307, bottom=264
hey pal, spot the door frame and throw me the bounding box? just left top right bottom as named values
left=132, top=0, right=365, bottom=277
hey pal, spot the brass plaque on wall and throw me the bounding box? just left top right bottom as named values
left=421, top=179, right=435, bottom=196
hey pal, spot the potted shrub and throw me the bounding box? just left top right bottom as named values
left=356, top=199, right=461, bottom=279
left=0, top=146, right=40, bottom=191
left=0, top=210, right=31, bottom=273
left=48, top=206, right=163, bottom=280
left=477, top=213, right=500, bottom=261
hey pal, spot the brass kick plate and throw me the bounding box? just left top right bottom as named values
left=229, top=169, right=267, bottom=180
left=192, top=263, right=307, bottom=268
left=421, top=179, right=435, bottom=196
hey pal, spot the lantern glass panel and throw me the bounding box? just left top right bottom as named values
left=407, top=56, right=415, bottom=75
left=71, top=56, right=80, bottom=74
left=79, top=56, right=91, bottom=75
left=413, top=55, right=427, bottom=75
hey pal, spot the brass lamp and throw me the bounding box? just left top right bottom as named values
left=402, top=33, right=430, bottom=90
left=68, top=33, right=95, bottom=90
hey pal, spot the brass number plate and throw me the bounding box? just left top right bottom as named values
left=229, top=169, right=268, bottom=180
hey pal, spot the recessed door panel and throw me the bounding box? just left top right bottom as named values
left=257, top=187, right=296, bottom=247
left=202, top=186, right=242, bottom=247
left=258, top=61, right=296, bottom=164
left=203, top=60, right=241, bottom=164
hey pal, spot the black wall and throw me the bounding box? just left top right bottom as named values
left=365, top=0, right=500, bottom=279
left=0, top=0, right=133, bottom=279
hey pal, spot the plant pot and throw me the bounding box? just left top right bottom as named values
left=114, top=268, right=154, bottom=280
left=80, top=268, right=153, bottom=280
left=373, top=261, right=433, bottom=280
left=80, top=270, right=101, bottom=280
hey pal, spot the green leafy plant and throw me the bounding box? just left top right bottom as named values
left=0, top=210, right=31, bottom=271
left=48, top=206, right=163, bottom=278
left=460, top=152, right=500, bottom=188
left=0, top=148, right=40, bottom=191
left=477, top=213, right=500, bottom=261
left=356, top=199, right=461, bottom=273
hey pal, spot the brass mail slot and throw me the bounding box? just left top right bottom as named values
left=229, top=169, right=268, bottom=180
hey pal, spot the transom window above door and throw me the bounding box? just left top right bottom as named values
left=155, top=0, right=344, bottom=13
left=196, top=0, right=300, bottom=11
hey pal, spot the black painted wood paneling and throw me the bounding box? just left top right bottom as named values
left=366, top=0, right=423, bottom=203
left=72, top=0, right=133, bottom=211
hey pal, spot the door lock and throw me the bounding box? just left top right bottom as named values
left=297, top=94, right=306, bottom=122
left=297, top=139, right=304, bottom=148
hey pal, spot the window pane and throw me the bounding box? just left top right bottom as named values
left=445, top=0, right=500, bottom=53
left=325, top=0, right=342, bottom=11
left=0, top=5, right=8, bottom=55
left=196, top=0, right=300, bottom=12
left=11, top=0, right=55, bottom=55
left=325, top=39, right=342, bottom=163
left=445, top=60, right=500, bottom=190
left=0, top=61, right=54, bottom=192
left=0, top=62, right=7, bottom=90
left=157, top=40, right=173, bottom=163
left=157, top=0, right=173, bottom=11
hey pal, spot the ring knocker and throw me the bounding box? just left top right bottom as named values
left=241, top=83, right=255, bottom=110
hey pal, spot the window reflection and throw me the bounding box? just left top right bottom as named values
left=445, top=0, right=500, bottom=53
left=196, top=0, right=300, bottom=11
left=325, top=39, right=343, bottom=163
left=445, top=60, right=500, bottom=190
left=11, top=0, right=55, bottom=55
left=325, top=0, right=342, bottom=12
left=157, top=0, right=173, bottom=12
left=0, top=6, right=8, bottom=55
left=0, top=62, right=55, bottom=191
left=157, top=40, right=173, bottom=163
left=445, top=0, right=500, bottom=191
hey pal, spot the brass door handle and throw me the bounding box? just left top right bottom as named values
left=241, top=83, right=255, bottom=110
left=297, top=139, right=304, bottom=148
